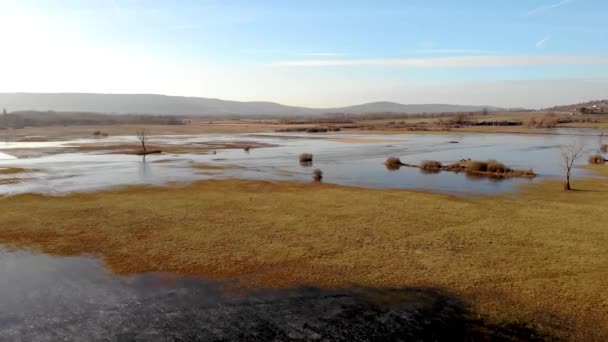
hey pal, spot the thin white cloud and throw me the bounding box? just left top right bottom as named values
left=419, top=41, right=440, bottom=48
left=536, top=36, right=552, bottom=48
left=274, top=55, right=608, bottom=68
left=522, top=0, right=573, bottom=17
left=415, top=49, right=493, bottom=54
left=292, top=52, right=347, bottom=57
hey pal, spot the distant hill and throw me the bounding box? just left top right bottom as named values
left=546, top=99, right=608, bottom=114
left=0, top=93, right=504, bottom=117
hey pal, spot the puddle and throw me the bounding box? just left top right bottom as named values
left=0, top=248, right=544, bottom=340
left=0, top=130, right=605, bottom=195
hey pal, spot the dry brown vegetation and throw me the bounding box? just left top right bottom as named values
left=588, top=154, right=606, bottom=165
left=0, top=171, right=608, bottom=339
left=420, top=160, right=442, bottom=170
left=312, top=169, right=323, bottom=182
left=385, top=156, right=403, bottom=167
left=299, top=153, right=313, bottom=163
left=0, top=167, right=29, bottom=175
left=399, top=159, right=535, bottom=179
left=486, top=160, right=507, bottom=173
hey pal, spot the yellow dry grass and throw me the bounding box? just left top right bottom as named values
left=0, top=170, right=607, bottom=339
left=0, top=167, right=28, bottom=175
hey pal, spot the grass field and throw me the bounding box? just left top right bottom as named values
left=0, top=166, right=607, bottom=339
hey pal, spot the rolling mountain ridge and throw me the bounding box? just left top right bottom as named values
left=0, top=93, right=504, bottom=116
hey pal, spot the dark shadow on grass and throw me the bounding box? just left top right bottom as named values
left=0, top=249, right=555, bottom=341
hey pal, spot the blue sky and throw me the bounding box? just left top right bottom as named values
left=0, top=0, right=607, bottom=108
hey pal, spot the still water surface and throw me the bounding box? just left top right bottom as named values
left=0, top=130, right=605, bottom=195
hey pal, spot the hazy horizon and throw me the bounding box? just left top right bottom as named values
left=1, top=0, right=607, bottom=109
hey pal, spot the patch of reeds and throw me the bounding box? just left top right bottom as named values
left=312, top=169, right=323, bottom=182
left=466, top=160, right=488, bottom=172
left=588, top=154, right=606, bottom=165
left=385, top=157, right=402, bottom=167
left=420, top=160, right=442, bottom=170
left=300, top=153, right=313, bottom=162
left=486, top=160, right=507, bottom=173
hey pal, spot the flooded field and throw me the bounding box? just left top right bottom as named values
left=0, top=129, right=605, bottom=195
left=0, top=248, right=543, bottom=340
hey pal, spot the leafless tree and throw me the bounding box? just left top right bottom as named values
left=561, top=141, right=585, bottom=190
left=136, top=128, right=148, bottom=153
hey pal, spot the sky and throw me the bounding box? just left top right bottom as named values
left=0, top=0, right=607, bottom=108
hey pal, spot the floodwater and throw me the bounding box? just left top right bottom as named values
left=0, top=248, right=544, bottom=340
left=0, top=129, right=605, bottom=195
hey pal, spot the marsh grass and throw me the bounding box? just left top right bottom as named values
left=0, top=176, right=607, bottom=339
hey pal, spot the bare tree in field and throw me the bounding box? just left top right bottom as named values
left=561, top=141, right=585, bottom=191
left=136, top=128, right=148, bottom=153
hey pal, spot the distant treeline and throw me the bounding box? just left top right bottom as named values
left=275, top=110, right=500, bottom=124
left=0, top=111, right=186, bottom=129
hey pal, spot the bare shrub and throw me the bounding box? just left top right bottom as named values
left=299, top=153, right=313, bottom=162
left=420, top=160, right=442, bottom=170
left=588, top=154, right=606, bottom=165
left=93, top=130, right=102, bottom=136
left=466, top=161, right=488, bottom=172
left=312, top=169, right=323, bottom=182
left=538, top=114, right=559, bottom=128
left=486, top=160, right=507, bottom=173
left=601, top=144, right=607, bottom=153
left=385, top=156, right=402, bottom=167
left=525, top=117, right=537, bottom=127
left=306, top=127, right=328, bottom=133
